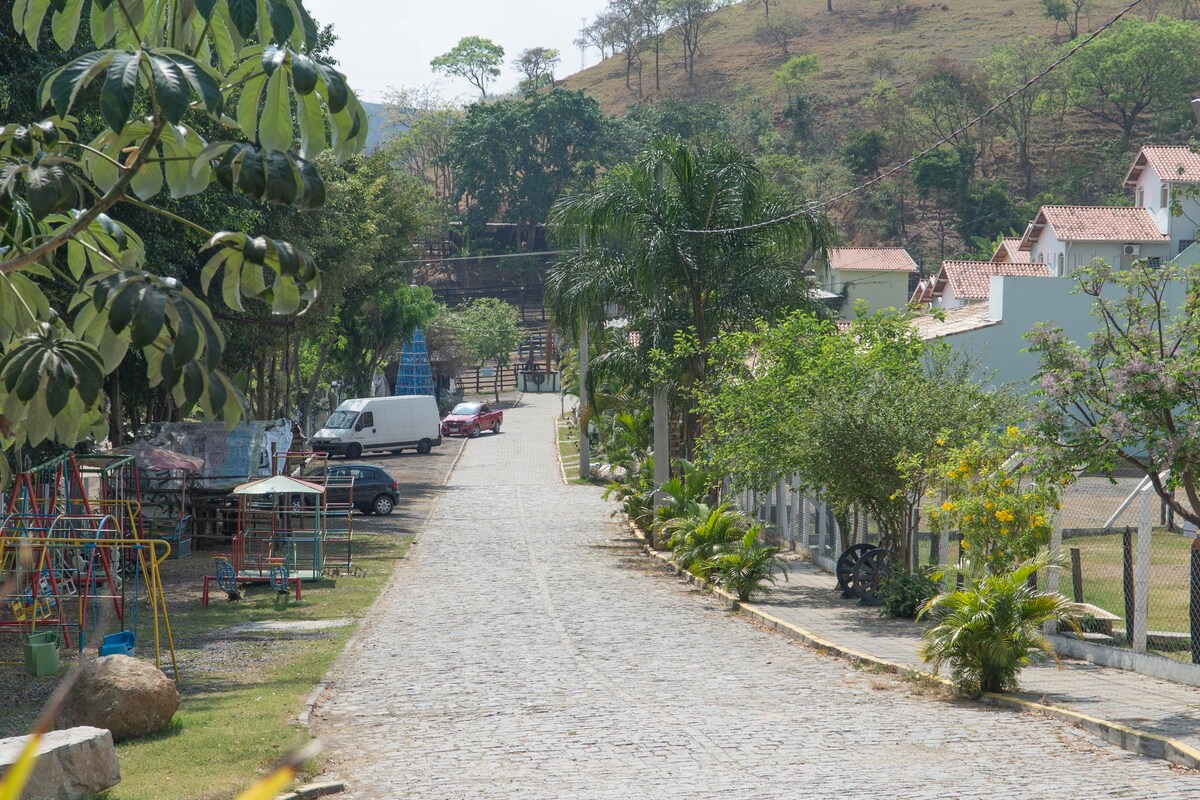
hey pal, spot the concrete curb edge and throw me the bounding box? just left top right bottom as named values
left=627, top=520, right=1200, bottom=771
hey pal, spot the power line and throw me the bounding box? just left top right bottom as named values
left=395, top=249, right=569, bottom=267
left=679, top=0, right=1150, bottom=237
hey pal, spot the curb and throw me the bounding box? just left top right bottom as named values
left=628, top=521, right=1200, bottom=771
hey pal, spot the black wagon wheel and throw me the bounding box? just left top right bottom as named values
left=853, top=548, right=893, bottom=606
left=835, top=543, right=875, bottom=596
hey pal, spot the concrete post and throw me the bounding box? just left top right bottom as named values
left=577, top=230, right=589, bottom=481
left=1134, top=489, right=1152, bottom=652
left=652, top=388, right=669, bottom=509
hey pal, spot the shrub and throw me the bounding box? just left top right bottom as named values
left=918, top=552, right=1074, bottom=697
left=664, top=503, right=746, bottom=578
left=877, top=568, right=939, bottom=619
left=709, top=527, right=789, bottom=601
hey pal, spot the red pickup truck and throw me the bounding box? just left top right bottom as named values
left=441, top=402, right=503, bottom=438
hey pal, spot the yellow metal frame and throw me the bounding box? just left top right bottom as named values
left=0, top=534, right=178, bottom=680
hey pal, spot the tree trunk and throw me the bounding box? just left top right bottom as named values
left=267, top=352, right=278, bottom=419
left=303, top=339, right=332, bottom=422
left=493, top=364, right=500, bottom=404
left=827, top=0, right=833, bottom=11
left=256, top=359, right=266, bottom=418
left=107, top=372, right=124, bottom=446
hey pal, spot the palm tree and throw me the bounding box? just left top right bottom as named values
left=546, top=136, right=834, bottom=459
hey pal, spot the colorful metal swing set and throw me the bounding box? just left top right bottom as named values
left=0, top=453, right=178, bottom=678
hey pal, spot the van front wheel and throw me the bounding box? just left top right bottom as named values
left=346, top=443, right=362, bottom=459
left=416, top=439, right=432, bottom=455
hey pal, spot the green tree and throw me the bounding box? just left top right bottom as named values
left=1028, top=259, right=1200, bottom=526
left=1068, top=18, right=1200, bottom=148
left=957, top=178, right=1023, bottom=242
left=771, top=55, right=820, bottom=102
left=841, top=129, right=884, bottom=177
left=513, top=47, right=561, bottom=95
left=665, top=0, right=728, bottom=84
left=446, top=297, right=522, bottom=402
left=697, top=310, right=1013, bottom=567
left=547, top=136, right=834, bottom=458
left=385, top=86, right=461, bottom=204
left=448, top=89, right=613, bottom=229
left=982, top=40, right=1061, bottom=198
left=1041, top=0, right=1087, bottom=40
left=0, top=0, right=365, bottom=482
left=430, top=36, right=505, bottom=99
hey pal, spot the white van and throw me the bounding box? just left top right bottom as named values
left=311, top=396, right=443, bottom=458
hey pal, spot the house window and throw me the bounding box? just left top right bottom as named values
left=1147, top=257, right=1162, bottom=269
left=1137, top=188, right=1145, bottom=207
left=1180, top=239, right=1195, bottom=255
left=1162, top=184, right=1170, bottom=209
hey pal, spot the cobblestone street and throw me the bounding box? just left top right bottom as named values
left=312, top=393, right=1199, bottom=799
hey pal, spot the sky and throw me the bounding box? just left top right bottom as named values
left=303, top=0, right=607, bottom=104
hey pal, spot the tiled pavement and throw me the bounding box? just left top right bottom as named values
left=311, top=392, right=1199, bottom=799
left=754, top=564, right=1200, bottom=750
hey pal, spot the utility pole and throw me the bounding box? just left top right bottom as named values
left=653, top=161, right=669, bottom=508
left=578, top=229, right=590, bottom=480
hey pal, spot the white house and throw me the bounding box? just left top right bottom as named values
left=812, top=247, right=918, bottom=318
left=1018, top=205, right=1171, bottom=277
left=1124, top=145, right=1200, bottom=257
left=991, top=237, right=1032, bottom=264
left=910, top=259, right=1050, bottom=310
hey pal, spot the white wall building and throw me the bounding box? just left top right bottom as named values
left=812, top=247, right=918, bottom=318
left=1124, top=145, right=1200, bottom=258
left=1018, top=205, right=1171, bottom=277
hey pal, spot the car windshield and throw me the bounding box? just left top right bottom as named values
left=324, top=410, right=358, bottom=429
left=451, top=403, right=481, bottom=415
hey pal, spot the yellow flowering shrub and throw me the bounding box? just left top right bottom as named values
left=928, top=426, right=1063, bottom=573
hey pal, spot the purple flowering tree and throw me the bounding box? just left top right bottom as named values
left=1027, top=259, right=1200, bottom=523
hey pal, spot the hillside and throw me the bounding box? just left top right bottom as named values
left=563, top=0, right=1131, bottom=114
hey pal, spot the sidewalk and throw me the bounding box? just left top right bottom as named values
left=744, top=559, right=1200, bottom=763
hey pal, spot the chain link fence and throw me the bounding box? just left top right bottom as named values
left=1053, top=474, right=1200, bottom=665
left=726, top=471, right=1200, bottom=669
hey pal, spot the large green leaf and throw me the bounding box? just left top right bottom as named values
left=50, top=0, right=84, bottom=49
left=100, top=51, right=142, bottom=133
left=258, top=68, right=291, bottom=151
left=40, top=49, right=119, bottom=118
left=0, top=321, right=106, bottom=446
left=147, top=53, right=191, bottom=124
left=227, top=0, right=257, bottom=39
left=201, top=231, right=319, bottom=315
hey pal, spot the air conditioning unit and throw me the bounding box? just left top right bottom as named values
left=1123, top=244, right=1141, bottom=257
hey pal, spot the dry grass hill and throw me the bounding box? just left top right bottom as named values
left=563, top=0, right=1134, bottom=114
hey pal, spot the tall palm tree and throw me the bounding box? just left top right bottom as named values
left=546, top=136, right=834, bottom=457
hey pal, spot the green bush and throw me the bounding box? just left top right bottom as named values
left=918, top=552, right=1074, bottom=697
left=877, top=568, right=940, bottom=619
left=709, top=527, right=789, bottom=601
left=664, top=503, right=746, bottom=578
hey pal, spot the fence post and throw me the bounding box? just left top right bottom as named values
left=1047, top=510, right=1062, bottom=596
left=799, top=489, right=809, bottom=549
left=1070, top=548, right=1084, bottom=603
left=1134, top=491, right=1151, bottom=652
left=1191, top=538, right=1200, bottom=665
left=790, top=476, right=800, bottom=551
left=1123, top=527, right=1135, bottom=646
left=776, top=478, right=787, bottom=543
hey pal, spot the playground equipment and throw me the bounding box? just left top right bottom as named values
left=201, top=475, right=326, bottom=607
left=0, top=512, right=178, bottom=678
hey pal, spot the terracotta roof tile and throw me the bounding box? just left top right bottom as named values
left=1019, top=206, right=1168, bottom=249
left=825, top=247, right=918, bottom=273
left=992, top=237, right=1032, bottom=264
left=941, top=260, right=1051, bottom=301
left=911, top=304, right=999, bottom=340
left=1124, top=146, right=1200, bottom=187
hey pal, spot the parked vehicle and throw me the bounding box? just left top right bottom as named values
left=441, top=402, right=503, bottom=438
left=330, top=464, right=400, bottom=515
left=311, top=396, right=443, bottom=458
left=299, top=463, right=400, bottom=515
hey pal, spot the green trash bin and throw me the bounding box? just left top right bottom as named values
left=24, top=631, right=60, bottom=677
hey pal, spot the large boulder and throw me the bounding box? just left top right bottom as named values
left=55, top=656, right=179, bottom=741
left=0, top=726, right=120, bottom=800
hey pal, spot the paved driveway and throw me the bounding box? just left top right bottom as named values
left=312, top=393, right=1197, bottom=799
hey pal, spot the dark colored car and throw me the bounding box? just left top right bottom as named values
left=322, top=464, right=401, bottom=516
